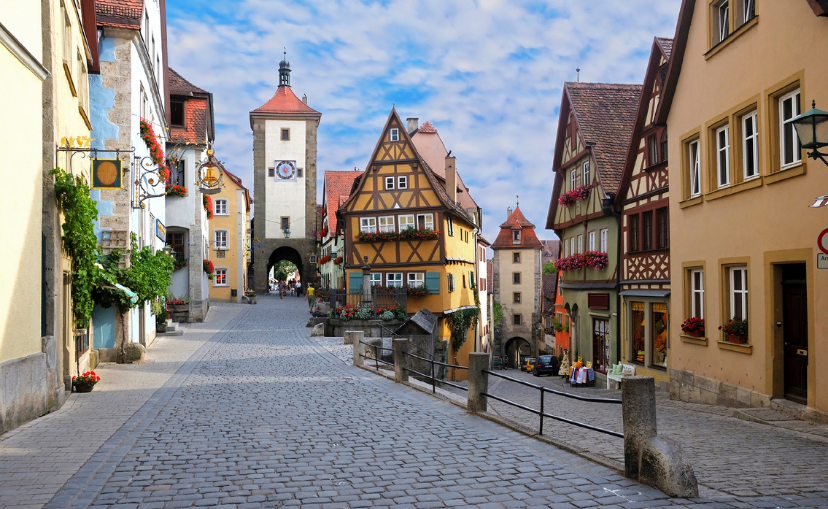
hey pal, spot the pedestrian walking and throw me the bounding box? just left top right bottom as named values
left=295, top=281, right=302, bottom=298
left=306, top=284, right=315, bottom=313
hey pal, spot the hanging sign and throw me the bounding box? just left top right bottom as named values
left=155, top=219, right=166, bottom=242
left=274, top=160, right=297, bottom=182
left=91, top=159, right=122, bottom=189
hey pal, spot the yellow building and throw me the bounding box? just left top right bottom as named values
left=659, top=0, right=828, bottom=417
left=208, top=167, right=251, bottom=302
left=341, top=109, right=481, bottom=376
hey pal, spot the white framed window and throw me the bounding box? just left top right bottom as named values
left=416, top=213, right=433, bottom=231
left=399, top=214, right=414, bottom=230
left=215, top=199, right=229, bottom=215
left=582, top=161, right=590, bottom=186
left=691, top=269, right=704, bottom=319
left=407, top=273, right=424, bottom=288
left=446, top=216, right=454, bottom=236
left=743, top=0, right=755, bottom=23
left=716, top=125, right=730, bottom=188
left=447, top=273, right=455, bottom=292
left=569, top=237, right=575, bottom=258
left=360, top=217, right=377, bottom=233
left=729, top=266, right=748, bottom=320
left=689, top=140, right=701, bottom=197
left=577, top=234, right=583, bottom=254
left=378, top=216, right=395, bottom=233
left=214, top=268, right=228, bottom=286
left=214, top=230, right=228, bottom=250
left=384, top=176, right=395, bottom=190
left=369, top=273, right=382, bottom=287
left=600, top=229, right=608, bottom=253
left=588, top=231, right=596, bottom=252
left=742, top=111, right=759, bottom=179
left=512, top=230, right=520, bottom=244
left=780, top=89, right=802, bottom=168
left=387, top=273, right=403, bottom=288
left=570, top=168, right=578, bottom=190
left=718, top=1, right=730, bottom=42
left=389, top=128, right=399, bottom=142
left=398, top=176, right=408, bottom=189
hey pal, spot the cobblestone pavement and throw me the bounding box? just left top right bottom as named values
left=7, top=296, right=828, bottom=508
left=440, top=368, right=828, bottom=500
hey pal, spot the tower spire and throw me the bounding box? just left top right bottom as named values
left=279, top=50, right=291, bottom=88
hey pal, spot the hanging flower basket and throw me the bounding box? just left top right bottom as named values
left=203, top=195, right=213, bottom=219
left=319, top=254, right=331, bottom=264
left=558, top=185, right=590, bottom=206
left=165, top=183, right=188, bottom=197
left=203, top=259, right=214, bottom=275
left=333, top=256, right=342, bottom=265
left=139, top=119, right=170, bottom=183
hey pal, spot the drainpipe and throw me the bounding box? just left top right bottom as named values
left=602, top=193, right=622, bottom=367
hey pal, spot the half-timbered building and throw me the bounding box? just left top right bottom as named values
left=341, top=109, right=481, bottom=372
left=616, top=37, right=673, bottom=386
left=546, top=82, right=641, bottom=378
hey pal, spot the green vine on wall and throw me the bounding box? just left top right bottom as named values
left=51, top=168, right=99, bottom=328
left=448, top=306, right=480, bottom=352
left=93, top=234, right=174, bottom=312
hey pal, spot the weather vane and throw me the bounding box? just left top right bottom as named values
left=516, top=195, right=519, bottom=207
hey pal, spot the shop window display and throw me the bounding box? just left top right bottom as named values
left=651, top=303, right=668, bottom=369
left=631, top=302, right=645, bottom=364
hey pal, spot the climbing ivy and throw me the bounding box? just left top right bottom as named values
left=449, top=306, right=480, bottom=352
left=51, top=168, right=99, bottom=327
left=93, top=234, right=174, bottom=312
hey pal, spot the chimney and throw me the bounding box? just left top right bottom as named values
left=507, top=207, right=513, bottom=220
left=302, top=94, right=308, bottom=104
left=407, top=117, right=419, bottom=133
left=445, top=155, right=457, bottom=205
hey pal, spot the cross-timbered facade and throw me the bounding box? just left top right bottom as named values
left=616, top=37, right=673, bottom=384
left=546, top=82, right=641, bottom=377
left=342, top=109, right=481, bottom=372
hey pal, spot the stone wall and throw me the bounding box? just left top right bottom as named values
left=0, top=353, right=48, bottom=434
left=669, top=368, right=771, bottom=408
left=325, top=319, right=402, bottom=338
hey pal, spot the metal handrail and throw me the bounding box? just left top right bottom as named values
left=480, top=369, right=622, bottom=437
left=359, top=340, right=394, bottom=371
left=402, top=351, right=468, bottom=394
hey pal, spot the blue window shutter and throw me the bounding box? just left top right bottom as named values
left=425, top=272, right=440, bottom=294
left=349, top=272, right=363, bottom=294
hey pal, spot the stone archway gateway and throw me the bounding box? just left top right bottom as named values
left=504, top=337, right=531, bottom=369
left=267, top=246, right=304, bottom=285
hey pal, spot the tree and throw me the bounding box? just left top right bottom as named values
left=543, top=262, right=557, bottom=274
left=273, top=260, right=297, bottom=282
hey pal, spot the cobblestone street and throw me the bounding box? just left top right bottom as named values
left=1, top=296, right=826, bottom=508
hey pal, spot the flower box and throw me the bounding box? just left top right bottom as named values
left=557, top=185, right=590, bottom=206
left=726, top=334, right=747, bottom=344
left=680, top=317, right=705, bottom=337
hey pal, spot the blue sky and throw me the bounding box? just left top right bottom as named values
left=166, top=0, right=682, bottom=244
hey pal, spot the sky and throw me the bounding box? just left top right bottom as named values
left=166, top=0, right=682, bottom=245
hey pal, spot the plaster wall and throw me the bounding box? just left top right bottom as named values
left=495, top=247, right=542, bottom=348
left=209, top=182, right=248, bottom=302
left=0, top=2, right=42, bottom=52
left=264, top=119, right=307, bottom=239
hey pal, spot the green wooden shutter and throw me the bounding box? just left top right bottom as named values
left=349, top=272, right=363, bottom=294
left=469, top=271, right=475, bottom=289
left=426, top=272, right=440, bottom=294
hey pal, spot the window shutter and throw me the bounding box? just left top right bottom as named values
left=425, top=272, right=440, bottom=294
left=349, top=272, right=363, bottom=294
left=469, top=271, right=475, bottom=288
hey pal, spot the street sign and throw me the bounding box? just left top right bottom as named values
left=818, top=253, right=828, bottom=270
left=818, top=228, right=828, bottom=255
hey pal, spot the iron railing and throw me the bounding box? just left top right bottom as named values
left=481, top=370, right=623, bottom=438
left=328, top=288, right=407, bottom=313
left=359, top=340, right=394, bottom=371
left=403, top=352, right=468, bottom=395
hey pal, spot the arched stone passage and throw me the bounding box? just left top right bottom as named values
left=503, top=337, right=531, bottom=369
left=267, top=246, right=304, bottom=289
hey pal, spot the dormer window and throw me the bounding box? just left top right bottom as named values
left=512, top=230, right=521, bottom=244
left=170, top=99, right=185, bottom=127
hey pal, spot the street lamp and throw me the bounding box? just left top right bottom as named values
left=162, top=245, right=173, bottom=257
left=283, top=227, right=290, bottom=238
left=791, top=100, right=828, bottom=166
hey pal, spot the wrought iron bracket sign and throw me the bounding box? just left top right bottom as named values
left=55, top=144, right=135, bottom=187
left=134, top=155, right=169, bottom=208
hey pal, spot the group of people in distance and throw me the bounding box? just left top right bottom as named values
left=268, top=279, right=328, bottom=317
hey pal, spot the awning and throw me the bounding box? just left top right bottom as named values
left=100, top=283, right=139, bottom=305
left=619, top=289, right=670, bottom=298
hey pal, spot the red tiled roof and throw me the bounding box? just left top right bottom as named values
left=168, top=69, right=212, bottom=145
left=498, top=206, right=535, bottom=228
left=323, top=171, right=363, bottom=237
left=419, top=121, right=438, bottom=133
left=222, top=168, right=251, bottom=212
left=96, top=0, right=143, bottom=29
left=566, top=82, right=641, bottom=194
left=492, top=206, right=543, bottom=249
left=410, top=123, right=480, bottom=212
left=251, top=86, right=320, bottom=115
left=169, top=68, right=208, bottom=96
left=656, top=37, right=674, bottom=59
left=541, top=240, right=560, bottom=262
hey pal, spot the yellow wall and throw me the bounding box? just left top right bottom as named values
left=208, top=184, right=249, bottom=301
left=666, top=1, right=828, bottom=411
left=0, top=21, right=44, bottom=362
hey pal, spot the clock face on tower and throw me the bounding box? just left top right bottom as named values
left=275, top=160, right=297, bottom=181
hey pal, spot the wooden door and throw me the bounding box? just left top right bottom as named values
left=592, top=318, right=610, bottom=374
left=783, top=283, right=808, bottom=404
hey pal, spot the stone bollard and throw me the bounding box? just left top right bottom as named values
left=467, top=353, right=490, bottom=413
left=622, top=376, right=658, bottom=478
left=393, top=339, right=408, bottom=383
left=351, top=331, right=365, bottom=367
left=344, top=330, right=359, bottom=345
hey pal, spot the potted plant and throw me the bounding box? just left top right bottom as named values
left=245, top=290, right=257, bottom=304
left=154, top=302, right=168, bottom=332
left=406, top=286, right=430, bottom=298
left=681, top=317, right=705, bottom=337
left=72, top=371, right=100, bottom=393
left=719, top=318, right=748, bottom=343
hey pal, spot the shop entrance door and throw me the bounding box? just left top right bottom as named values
left=592, top=318, right=610, bottom=373
left=783, top=280, right=808, bottom=404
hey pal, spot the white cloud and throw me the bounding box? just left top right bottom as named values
left=167, top=0, right=681, bottom=244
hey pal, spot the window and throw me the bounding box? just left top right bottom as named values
left=398, top=176, right=407, bottom=189
left=468, top=271, right=475, bottom=289
left=369, top=273, right=382, bottom=287
left=513, top=272, right=521, bottom=284
left=513, top=230, right=521, bottom=244
left=63, top=6, right=72, bottom=66
left=448, top=273, right=455, bottom=292
left=297, top=168, right=303, bottom=178
left=718, top=1, right=730, bottom=42
left=513, top=252, right=520, bottom=263
left=689, top=140, right=701, bottom=197
left=170, top=99, right=185, bottom=127
left=269, top=167, right=275, bottom=177
left=600, top=229, right=608, bottom=253
left=214, top=268, right=227, bottom=286
left=780, top=89, right=801, bottom=168
left=648, top=134, right=658, bottom=165
left=569, top=237, right=575, bottom=258
left=642, top=211, right=653, bottom=251
left=378, top=216, right=395, bottom=233
left=656, top=208, right=669, bottom=249
left=588, top=231, right=596, bottom=252
left=570, top=168, right=578, bottom=190
left=169, top=232, right=185, bottom=255
left=215, top=199, right=228, bottom=215
left=577, top=234, right=583, bottom=254
left=480, top=278, right=486, bottom=291
left=742, top=0, right=755, bottom=23
left=462, top=274, right=467, bottom=288
left=631, top=302, right=645, bottom=365
left=387, top=273, right=403, bottom=288
left=399, top=215, right=414, bottom=230
left=661, top=131, right=668, bottom=161
left=389, top=128, right=399, bottom=142
left=582, top=161, right=590, bottom=186
left=651, top=303, right=668, bottom=369
left=447, top=216, right=454, bottom=236
left=140, top=84, right=148, bottom=121
left=360, top=217, right=377, bottom=233
left=513, top=314, right=522, bottom=325
left=214, top=230, right=228, bottom=250
left=592, top=318, right=610, bottom=373
left=416, top=214, right=433, bottom=231
left=729, top=266, right=748, bottom=319
left=280, top=217, right=289, bottom=230
left=716, top=125, right=730, bottom=188
left=690, top=269, right=704, bottom=319
left=385, top=176, right=395, bottom=190
left=408, top=273, right=424, bottom=288
left=513, top=292, right=521, bottom=303
left=742, top=110, right=759, bottom=179
left=280, top=128, right=289, bottom=141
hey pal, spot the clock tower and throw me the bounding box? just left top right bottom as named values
left=250, top=56, right=322, bottom=292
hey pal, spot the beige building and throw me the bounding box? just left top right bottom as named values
left=659, top=0, right=828, bottom=417
left=208, top=168, right=251, bottom=302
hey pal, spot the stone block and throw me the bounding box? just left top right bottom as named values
left=695, top=375, right=720, bottom=395
left=123, top=342, right=146, bottom=363
left=0, top=352, right=48, bottom=433
left=311, top=323, right=324, bottom=337
left=751, top=390, right=771, bottom=408
left=675, top=369, right=694, bottom=387
left=736, top=387, right=752, bottom=406
left=669, top=380, right=680, bottom=400
left=679, top=383, right=701, bottom=404
left=637, top=436, right=699, bottom=498
left=718, top=382, right=738, bottom=405
left=622, top=377, right=657, bottom=479
left=467, top=353, right=490, bottom=413
left=98, top=348, right=117, bottom=363
left=699, top=388, right=718, bottom=406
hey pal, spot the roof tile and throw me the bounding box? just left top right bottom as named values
left=251, top=86, right=320, bottom=115
left=324, top=171, right=363, bottom=236
left=492, top=206, right=543, bottom=249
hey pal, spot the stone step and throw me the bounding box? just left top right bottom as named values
left=156, top=329, right=184, bottom=337
left=733, top=407, right=799, bottom=425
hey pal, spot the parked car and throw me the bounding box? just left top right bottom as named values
left=520, top=357, right=531, bottom=371
left=526, top=358, right=537, bottom=373
left=533, top=355, right=560, bottom=377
